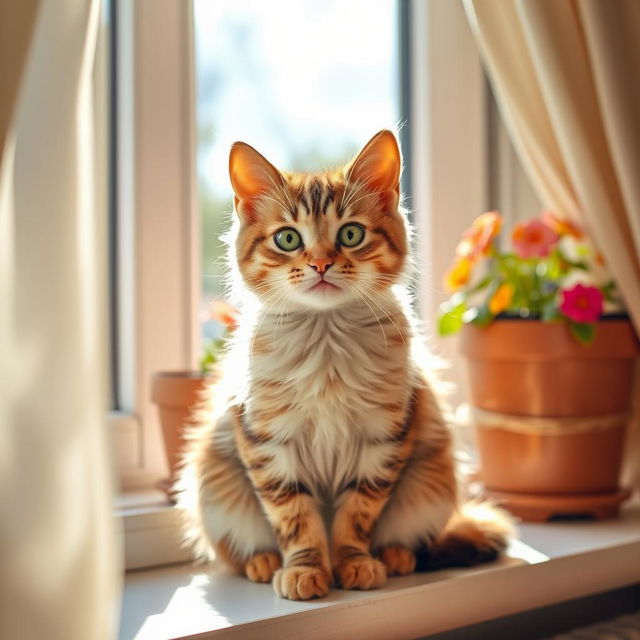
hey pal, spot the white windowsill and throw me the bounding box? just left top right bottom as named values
left=116, top=490, right=192, bottom=571
left=118, top=501, right=640, bottom=640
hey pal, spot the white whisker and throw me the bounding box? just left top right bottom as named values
left=351, top=286, right=388, bottom=352
left=353, top=283, right=406, bottom=344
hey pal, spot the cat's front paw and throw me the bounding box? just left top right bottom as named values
left=335, top=556, right=387, bottom=590
left=244, top=551, right=282, bottom=583
left=272, top=566, right=332, bottom=600
left=379, top=544, right=416, bottom=576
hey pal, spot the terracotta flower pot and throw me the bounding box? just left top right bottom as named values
left=151, top=371, right=212, bottom=494
left=460, top=318, right=639, bottom=521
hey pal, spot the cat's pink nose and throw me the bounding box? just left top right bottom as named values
left=309, top=257, right=333, bottom=274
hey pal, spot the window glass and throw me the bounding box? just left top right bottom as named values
left=194, top=0, right=399, bottom=345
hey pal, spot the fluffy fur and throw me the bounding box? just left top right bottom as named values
left=177, top=130, right=514, bottom=600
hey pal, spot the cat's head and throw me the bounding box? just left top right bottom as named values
left=228, top=130, right=408, bottom=310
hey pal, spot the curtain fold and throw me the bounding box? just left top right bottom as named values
left=463, top=0, right=640, bottom=330
left=463, top=0, right=640, bottom=493
left=0, top=1, right=120, bottom=638
left=0, top=1, right=40, bottom=154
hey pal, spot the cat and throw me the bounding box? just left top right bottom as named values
left=176, top=130, right=514, bottom=600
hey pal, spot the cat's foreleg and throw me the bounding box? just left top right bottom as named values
left=233, top=411, right=332, bottom=600
left=331, top=416, right=417, bottom=590
left=257, top=484, right=332, bottom=600
left=331, top=480, right=395, bottom=590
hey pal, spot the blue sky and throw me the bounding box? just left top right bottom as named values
left=194, top=0, right=399, bottom=197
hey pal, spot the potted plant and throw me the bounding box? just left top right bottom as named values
left=438, top=211, right=639, bottom=521
left=151, top=300, right=237, bottom=499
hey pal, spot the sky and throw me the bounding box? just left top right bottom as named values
left=193, top=0, right=400, bottom=197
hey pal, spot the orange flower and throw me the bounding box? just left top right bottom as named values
left=456, top=211, right=502, bottom=261
left=541, top=211, right=583, bottom=239
left=488, top=282, right=514, bottom=315
left=443, top=257, right=473, bottom=292
left=209, top=299, right=239, bottom=330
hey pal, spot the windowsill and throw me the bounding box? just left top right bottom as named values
left=116, top=490, right=192, bottom=571
left=119, top=501, right=640, bottom=640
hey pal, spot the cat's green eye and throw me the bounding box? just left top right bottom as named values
left=274, top=227, right=302, bottom=251
left=337, top=223, right=365, bottom=247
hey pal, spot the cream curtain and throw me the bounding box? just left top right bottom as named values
left=463, top=0, right=640, bottom=491
left=463, top=0, right=640, bottom=329
left=0, top=1, right=120, bottom=638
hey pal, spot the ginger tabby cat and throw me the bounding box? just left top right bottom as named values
left=177, top=130, right=513, bottom=600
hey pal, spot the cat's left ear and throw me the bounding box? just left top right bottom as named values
left=345, top=130, right=402, bottom=208
left=229, top=141, right=284, bottom=222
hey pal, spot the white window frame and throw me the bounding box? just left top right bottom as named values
left=111, top=0, right=199, bottom=491
left=408, top=0, right=488, bottom=399
left=489, top=92, right=543, bottom=227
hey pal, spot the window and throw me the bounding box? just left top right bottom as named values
left=110, top=0, right=521, bottom=498
left=112, top=0, right=405, bottom=490
left=194, top=0, right=401, bottom=347
left=113, top=0, right=501, bottom=569
left=111, top=0, right=200, bottom=488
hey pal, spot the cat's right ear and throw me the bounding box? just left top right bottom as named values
left=229, top=142, right=283, bottom=222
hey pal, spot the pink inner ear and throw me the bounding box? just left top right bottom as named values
left=346, top=131, right=401, bottom=196
left=233, top=195, right=257, bottom=224
left=229, top=142, right=282, bottom=220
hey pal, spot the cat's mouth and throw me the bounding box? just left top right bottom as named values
left=308, top=279, right=341, bottom=293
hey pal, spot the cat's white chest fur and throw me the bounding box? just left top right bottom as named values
left=244, top=299, right=412, bottom=491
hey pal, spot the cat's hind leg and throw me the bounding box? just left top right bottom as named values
left=373, top=427, right=514, bottom=573
left=379, top=544, right=416, bottom=576
left=176, top=409, right=280, bottom=582
left=372, top=439, right=457, bottom=575
left=244, top=551, right=282, bottom=583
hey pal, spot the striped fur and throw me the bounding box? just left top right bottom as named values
left=177, top=131, right=514, bottom=600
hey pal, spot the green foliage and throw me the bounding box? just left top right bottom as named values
left=437, top=212, right=622, bottom=345
left=541, top=300, right=563, bottom=323
left=437, top=299, right=467, bottom=336
left=569, top=322, right=596, bottom=345
left=199, top=337, right=227, bottom=375
left=469, top=304, right=494, bottom=327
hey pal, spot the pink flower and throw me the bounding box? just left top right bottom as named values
left=512, top=219, right=559, bottom=258
left=559, top=284, right=604, bottom=323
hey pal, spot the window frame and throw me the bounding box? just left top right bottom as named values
left=408, top=0, right=488, bottom=402
left=111, top=0, right=491, bottom=493
left=110, top=0, right=199, bottom=490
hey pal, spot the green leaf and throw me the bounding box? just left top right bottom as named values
left=449, top=291, right=466, bottom=307
left=600, top=280, right=619, bottom=303
left=541, top=301, right=563, bottom=323
left=470, top=304, right=494, bottom=327
left=555, top=248, right=588, bottom=271
left=569, top=322, right=596, bottom=345
left=199, top=337, right=226, bottom=374
left=437, top=301, right=467, bottom=336
left=465, top=275, right=493, bottom=295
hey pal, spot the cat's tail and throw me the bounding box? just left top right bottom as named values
left=415, top=500, right=516, bottom=571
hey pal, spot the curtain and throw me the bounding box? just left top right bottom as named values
left=0, top=1, right=120, bottom=638
left=463, top=0, right=640, bottom=491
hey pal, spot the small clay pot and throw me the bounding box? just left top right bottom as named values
left=460, top=319, right=639, bottom=520
left=151, top=371, right=212, bottom=491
